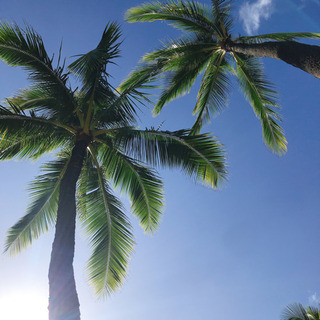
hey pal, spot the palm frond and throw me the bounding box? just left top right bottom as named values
left=0, top=22, right=74, bottom=112
left=103, top=61, right=163, bottom=126
left=211, top=0, right=233, bottom=37
left=152, top=38, right=215, bottom=115
left=96, top=140, right=164, bottom=232
left=232, top=53, right=287, bottom=154
left=0, top=104, right=75, bottom=135
left=78, top=151, right=134, bottom=296
left=126, top=0, right=223, bottom=39
left=4, top=155, right=70, bottom=254
left=238, top=32, right=320, bottom=43
left=118, top=60, right=161, bottom=94
left=117, top=59, right=164, bottom=109
left=191, top=50, right=230, bottom=134
left=0, top=132, right=71, bottom=160
left=0, top=22, right=52, bottom=74
left=68, top=22, right=121, bottom=103
left=8, top=86, right=78, bottom=125
left=281, top=303, right=315, bottom=320
left=0, top=105, right=74, bottom=159
left=111, top=128, right=227, bottom=188
left=143, top=35, right=216, bottom=64
left=120, top=36, right=216, bottom=118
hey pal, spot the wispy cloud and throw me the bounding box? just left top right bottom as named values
left=309, top=293, right=320, bottom=306
left=239, top=0, right=274, bottom=35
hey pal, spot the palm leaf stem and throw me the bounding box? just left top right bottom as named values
left=83, top=79, right=98, bottom=134
left=0, top=128, right=7, bottom=142
left=76, top=110, right=85, bottom=128
left=93, top=128, right=114, bottom=137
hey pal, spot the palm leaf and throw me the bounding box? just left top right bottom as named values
left=4, top=155, right=70, bottom=254
left=153, top=54, right=212, bottom=115
left=117, top=59, right=164, bottom=111
left=118, top=60, right=162, bottom=94
left=143, top=35, right=215, bottom=64
left=0, top=22, right=74, bottom=112
left=8, top=86, right=78, bottom=125
left=78, top=151, right=134, bottom=296
left=110, top=128, right=227, bottom=188
left=95, top=140, right=164, bottom=232
left=126, top=0, right=223, bottom=39
left=0, top=133, right=70, bottom=160
left=281, top=303, right=319, bottom=320
left=191, top=50, right=230, bottom=134
left=211, top=0, right=233, bottom=37
left=68, top=22, right=121, bottom=103
left=232, top=53, right=287, bottom=154
left=0, top=104, right=75, bottom=135
left=0, top=105, right=74, bottom=159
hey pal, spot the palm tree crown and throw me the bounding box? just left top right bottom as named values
left=0, top=22, right=226, bottom=319
left=124, top=0, right=320, bottom=154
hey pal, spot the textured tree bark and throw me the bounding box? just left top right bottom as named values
left=48, top=139, right=88, bottom=320
left=225, top=40, right=320, bottom=79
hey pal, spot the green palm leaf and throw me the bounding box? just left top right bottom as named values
left=232, top=53, right=287, bottom=154
left=0, top=104, right=74, bottom=160
left=0, top=104, right=75, bottom=135
left=153, top=44, right=213, bottom=115
left=191, top=50, right=230, bottom=134
left=4, top=155, right=70, bottom=254
left=126, top=0, right=222, bottom=38
left=78, top=152, right=134, bottom=296
left=0, top=22, right=74, bottom=110
left=68, top=22, right=121, bottom=104
left=0, top=106, right=73, bottom=159
left=68, top=22, right=121, bottom=81
left=110, top=128, right=227, bottom=188
left=0, top=22, right=53, bottom=76
left=281, top=303, right=320, bottom=320
left=96, top=140, right=164, bottom=232
left=118, top=60, right=162, bottom=95
left=211, top=0, right=232, bottom=37
left=8, top=86, right=78, bottom=125
left=0, top=133, right=70, bottom=160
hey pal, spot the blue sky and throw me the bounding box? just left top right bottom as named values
left=0, top=0, right=319, bottom=319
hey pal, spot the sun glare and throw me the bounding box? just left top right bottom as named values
left=0, top=291, right=48, bottom=320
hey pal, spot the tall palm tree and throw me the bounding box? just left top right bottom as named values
left=0, top=22, right=226, bottom=320
left=282, top=303, right=320, bottom=320
left=124, top=0, right=320, bottom=153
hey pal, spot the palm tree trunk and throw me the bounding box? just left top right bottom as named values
left=225, top=40, right=320, bottom=79
left=48, top=139, right=88, bottom=320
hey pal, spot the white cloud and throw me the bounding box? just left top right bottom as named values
left=309, top=293, right=320, bottom=306
left=239, top=0, right=274, bottom=35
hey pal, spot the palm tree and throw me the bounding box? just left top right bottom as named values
left=281, top=303, right=320, bottom=320
left=123, top=0, right=320, bottom=153
left=0, top=22, right=226, bottom=319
